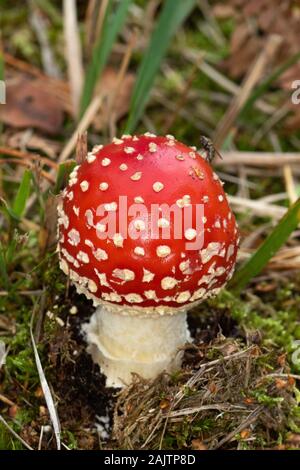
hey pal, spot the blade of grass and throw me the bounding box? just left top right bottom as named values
left=30, top=303, right=61, bottom=450
left=0, top=242, right=9, bottom=289
left=125, top=0, right=197, bottom=133
left=80, top=0, right=132, bottom=116
left=6, top=238, right=17, bottom=266
left=54, top=162, right=75, bottom=195
left=229, top=198, right=300, bottom=293
left=12, top=169, right=32, bottom=219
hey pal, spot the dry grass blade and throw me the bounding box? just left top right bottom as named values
left=0, top=146, right=58, bottom=169
left=30, top=305, right=61, bottom=450
left=0, top=415, right=34, bottom=450
left=212, top=406, right=264, bottom=450
left=63, top=0, right=84, bottom=116
left=184, top=50, right=275, bottom=114
left=214, top=34, right=282, bottom=147
left=269, top=133, right=297, bottom=205
left=0, top=393, right=15, bottom=407
left=30, top=6, right=61, bottom=78
left=227, top=195, right=286, bottom=219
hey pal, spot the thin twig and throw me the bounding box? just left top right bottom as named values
left=0, top=392, right=15, bottom=407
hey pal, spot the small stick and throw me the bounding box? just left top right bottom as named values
left=75, top=132, right=88, bottom=164
left=0, top=393, right=15, bottom=407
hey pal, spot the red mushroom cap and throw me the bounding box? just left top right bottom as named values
left=57, top=134, right=239, bottom=314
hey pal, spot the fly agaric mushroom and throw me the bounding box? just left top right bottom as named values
left=57, top=134, right=239, bottom=387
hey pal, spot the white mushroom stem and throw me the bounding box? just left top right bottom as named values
left=83, top=306, right=190, bottom=388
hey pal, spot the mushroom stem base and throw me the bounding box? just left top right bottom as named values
left=84, top=306, right=190, bottom=388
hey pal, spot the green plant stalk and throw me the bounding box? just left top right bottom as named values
left=12, top=169, right=32, bottom=219
left=125, top=0, right=197, bottom=133
left=0, top=241, right=9, bottom=289
left=229, top=198, right=300, bottom=293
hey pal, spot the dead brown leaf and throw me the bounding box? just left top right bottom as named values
left=277, top=353, right=286, bottom=367
left=240, top=429, right=251, bottom=439
left=212, top=4, right=236, bottom=19
left=93, top=67, right=135, bottom=131
left=0, top=76, right=64, bottom=135
left=191, top=439, right=207, bottom=450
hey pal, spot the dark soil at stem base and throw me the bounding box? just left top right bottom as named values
left=45, top=286, right=242, bottom=449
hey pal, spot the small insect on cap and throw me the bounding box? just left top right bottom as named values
left=57, top=134, right=239, bottom=315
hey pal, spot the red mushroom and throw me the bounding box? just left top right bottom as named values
left=57, top=133, right=239, bottom=387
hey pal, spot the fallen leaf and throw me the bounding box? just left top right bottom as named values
left=208, top=381, right=217, bottom=394
left=93, top=67, right=135, bottom=131
left=0, top=76, right=64, bottom=135
left=244, top=397, right=253, bottom=404
left=286, top=433, right=300, bottom=445
left=275, top=378, right=288, bottom=389
left=191, top=439, right=207, bottom=450
left=34, top=386, right=44, bottom=398
left=288, top=375, right=295, bottom=386
left=9, top=405, right=19, bottom=418
left=212, top=4, right=236, bottom=19
left=277, top=353, right=286, bottom=367
left=240, top=429, right=251, bottom=439
left=159, top=399, right=170, bottom=410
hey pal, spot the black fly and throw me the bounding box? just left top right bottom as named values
left=199, top=136, right=223, bottom=164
